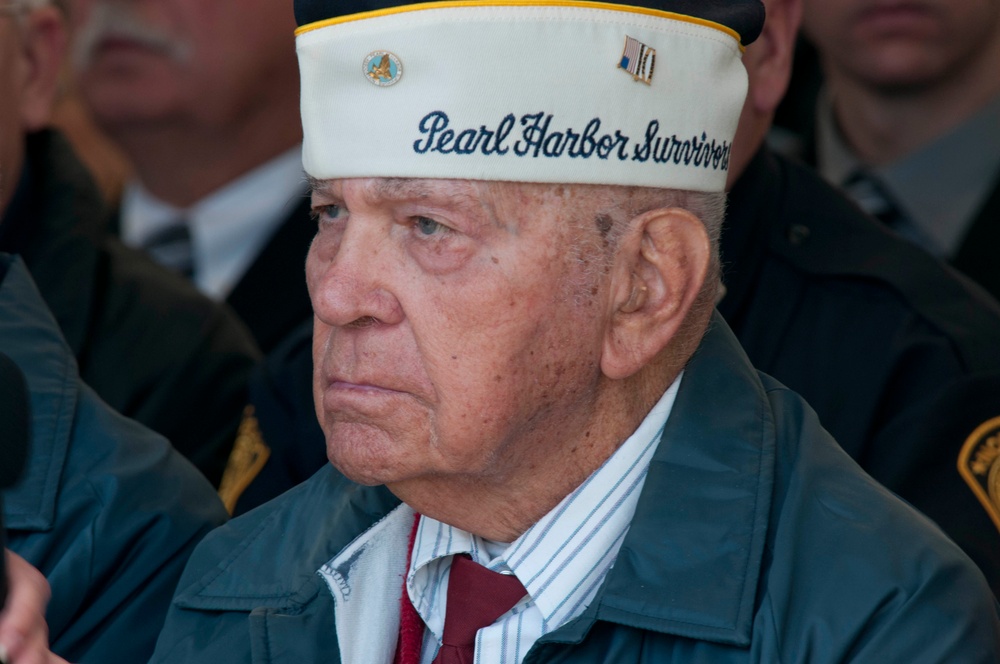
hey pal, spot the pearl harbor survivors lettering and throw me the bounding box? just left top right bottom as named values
left=412, top=110, right=732, bottom=171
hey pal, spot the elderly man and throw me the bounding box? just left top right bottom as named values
left=151, top=1, right=1000, bottom=662
left=0, top=0, right=259, bottom=484
left=230, top=0, right=1000, bottom=600
left=69, top=0, right=314, bottom=352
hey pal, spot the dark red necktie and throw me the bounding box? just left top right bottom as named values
left=432, top=554, right=527, bottom=664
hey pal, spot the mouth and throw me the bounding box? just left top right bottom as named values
left=321, top=377, right=411, bottom=413
left=92, top=34, right=169, bottom=56
left=855, top=2, right=937, bottom=34
left=328, top=379, right=401, bottom=394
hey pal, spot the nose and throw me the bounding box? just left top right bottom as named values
left=307, top=212, right=405, bottom=330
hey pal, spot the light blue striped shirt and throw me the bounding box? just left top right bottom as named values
left=408, top=375, right=682, bottom=664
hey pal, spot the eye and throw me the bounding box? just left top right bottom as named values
left=311, top=203, right=345, bottom=226
left=413, top=216, right=447, bottom=236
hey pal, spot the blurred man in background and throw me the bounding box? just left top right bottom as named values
left=793, top=0, right=1000, bottom=300
left=724, top=0, right=1000, bottom=593
left=0, top=0, right=259, bottom=485
left=69, top=0, right=314, bottom=353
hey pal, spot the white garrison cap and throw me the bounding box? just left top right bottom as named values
left=295, top=1, right=765, bottom=192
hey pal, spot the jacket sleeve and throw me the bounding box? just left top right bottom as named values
left=11, top=385, right=228, bottom=664
left=862, top=370, right=1000, bottom=596
left=840, top=561, right=1000, bottom=662
left=760, top=382, right=1000, bottom=664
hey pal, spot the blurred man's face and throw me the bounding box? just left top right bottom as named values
left=802, top=0, right=1000, bottom=93
left=70, top=0, right=298, bottom=131
left=306, top=177, right=613, bottom=492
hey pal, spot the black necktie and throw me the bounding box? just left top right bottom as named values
left=841, top=169, right=937, bottom=253
left=142, top=220, right=195, bottom=278
left=842, top=169, right=907, bottom=229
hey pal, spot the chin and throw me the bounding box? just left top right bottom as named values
left=323, top=424, right=418, bottom=487
left=82, top=79, right=184, bottom=125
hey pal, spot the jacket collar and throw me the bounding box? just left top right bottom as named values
left=173, top=315, right=774, bottom=648
left=173, top=466, right=401, bottom=612
left=556, top=315, right=775, bottom=648
left=0, top=256, right=76, bottom=531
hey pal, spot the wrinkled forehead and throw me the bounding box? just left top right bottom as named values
left=311, top=177, right=519, bottom=224
left=315, top=175, right=616, bottom=212
left=310, top=175, right=467, bottom=197
left=308, top=176, right=612, bottom=236
left=308, top=176, right=494, bottom=205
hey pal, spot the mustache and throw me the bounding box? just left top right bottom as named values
left=72, top=3, right=192, bottom=70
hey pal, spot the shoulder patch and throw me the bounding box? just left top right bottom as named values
left=958, top=416, right=1000, bottom=533
left=218, top=406, right=271, bottom=515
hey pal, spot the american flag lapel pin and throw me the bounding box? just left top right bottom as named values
left=618, top=35, right=656, bottom=85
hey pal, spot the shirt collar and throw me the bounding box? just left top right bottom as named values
left=816, top=89, right=1000, bottom=256
left=408, top=375, right=682, bottom=636
left=120, top=145, right=307, bottom=298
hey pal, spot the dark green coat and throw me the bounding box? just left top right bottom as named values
left=1, top=255, right=229, bottom=664
left=150, top=317, right=1000, bottom=663
left=0, top=131, right=260, bottom=484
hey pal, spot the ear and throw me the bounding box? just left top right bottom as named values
left=601, top=207, right=710, bottom=380
left=727, top=0, right=802, bottom=186
left=16, top=6, right=67, bottom=132
left=744, top=0, right=802, bottom=116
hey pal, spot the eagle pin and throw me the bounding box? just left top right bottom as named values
left=364, top=51, right=403, bottom=87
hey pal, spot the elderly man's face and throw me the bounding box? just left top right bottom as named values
left=69, top=0, right=297, bottom=129
left=307, top=178, right=613, bottom=489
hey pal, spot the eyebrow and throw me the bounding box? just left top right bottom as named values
left=370, top=178, right=438, bottom=201
left=306, top=176, right=330, bottom=197
left=308, top=177, right=492, bottom=221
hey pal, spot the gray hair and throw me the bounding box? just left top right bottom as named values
left=552, top=183, right=726, bottom=301
left=524, top=181, right=726, bottom=358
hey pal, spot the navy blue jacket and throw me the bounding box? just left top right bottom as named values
left=0, top=255, right=229, bottom=664
left=151, top=317, right=1000, bottom=663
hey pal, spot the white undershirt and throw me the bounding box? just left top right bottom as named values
left=120, top=145, right=308, bottom=299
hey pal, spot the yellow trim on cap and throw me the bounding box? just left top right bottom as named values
left=295, top=0, right=743, bottom=48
